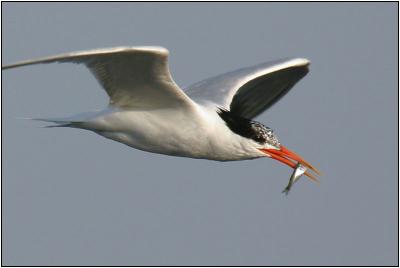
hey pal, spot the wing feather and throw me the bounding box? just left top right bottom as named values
left=2, top=46, right=195, bottom=110
left=185, top=58, right=310, bottom=119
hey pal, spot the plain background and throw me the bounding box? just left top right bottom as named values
left=2, top=2, right=398, bottom=266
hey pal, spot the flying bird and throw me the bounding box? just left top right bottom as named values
left=2, top=46, right=320, bottom=188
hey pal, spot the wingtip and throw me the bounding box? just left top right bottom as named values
left=126, top=46, right=169, bottom=56
left=2, top=64, right=26, bottom=70
left=291, top=58, right=310, bottom=67
left=1, top=46, right=171, bottom=71
left=2, top=63, right=17, bottom=70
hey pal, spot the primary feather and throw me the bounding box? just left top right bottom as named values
left=185, top=58, right=309, bottom=119
left=3, top=46, right=196, bottom=110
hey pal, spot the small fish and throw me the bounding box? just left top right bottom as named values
left=282, top=163, right=307, bottom=195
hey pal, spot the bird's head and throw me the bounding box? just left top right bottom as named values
left=254, top=124, right=320, bottom=181
left=217, top=108, right=320, bottom=180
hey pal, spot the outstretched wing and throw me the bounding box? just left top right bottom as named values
left=184, top=58, right=310, bottom=119
left=3, top=46, right=195, bottom=110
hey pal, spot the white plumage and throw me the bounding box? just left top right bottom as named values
left=2, top=46, right=320, bottom=182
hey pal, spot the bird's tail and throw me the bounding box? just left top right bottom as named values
left=17, top=117, right=83, bottom=128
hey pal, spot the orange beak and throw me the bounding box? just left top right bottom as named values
left=259, top=145, right=321, bottom=182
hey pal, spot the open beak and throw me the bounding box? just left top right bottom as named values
left=259, top=145, right=321, bottom=182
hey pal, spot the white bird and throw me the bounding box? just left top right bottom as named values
left=2, top=46, right=320, bottom=183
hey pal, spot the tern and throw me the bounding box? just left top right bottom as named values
left=3, top=46, right=320, bottom=184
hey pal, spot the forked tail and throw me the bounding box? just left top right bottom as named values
left=18, top=117, right=83, bottom=128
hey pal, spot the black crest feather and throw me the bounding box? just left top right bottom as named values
left=217, top=108, right=278, bottom=145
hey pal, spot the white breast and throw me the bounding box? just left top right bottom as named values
left=85, top=106, right=265, bottom=161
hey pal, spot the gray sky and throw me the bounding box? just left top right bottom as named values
left=2, top=2, right=398, bottom=266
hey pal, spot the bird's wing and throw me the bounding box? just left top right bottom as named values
left=2, top=46, right=196, bottom=110
left=184, top=58, right=310, bottom=119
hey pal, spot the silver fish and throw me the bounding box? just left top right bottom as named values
left=282, top=163, right=307, bottom=195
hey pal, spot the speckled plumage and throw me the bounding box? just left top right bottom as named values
left=217, top=108, right=280, bottom=148
left=249, top=121, right=280, bottom=147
